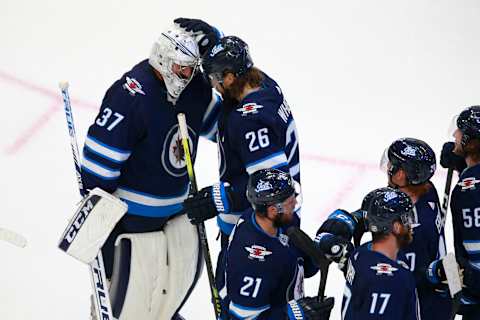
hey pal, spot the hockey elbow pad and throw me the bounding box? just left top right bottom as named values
left=287, top=297, right=334, bottom=320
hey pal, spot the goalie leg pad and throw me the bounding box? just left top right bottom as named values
left=59, top=187, right=128, bottom=263
left=110, top=214, right=201, bottom=320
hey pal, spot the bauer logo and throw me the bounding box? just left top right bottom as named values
left=59, top=195, right=101, bottom=251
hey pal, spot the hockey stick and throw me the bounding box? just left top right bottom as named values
left=177, top=113, right=222, bottom=318
left=286, top=227, right=331, bottom=302
left=0, top=227, right=27, bottom=248
left=59, top=81, right=115, bottom=320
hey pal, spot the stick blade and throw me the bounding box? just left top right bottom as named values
left=0, top=228, right=27, bottom=248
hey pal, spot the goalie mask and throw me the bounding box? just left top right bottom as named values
left=149, top=28, right=200, bottom=102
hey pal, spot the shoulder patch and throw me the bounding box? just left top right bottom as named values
left=245, top=244, right=272, bottom=261
left=370, top=263, right=398, bottom=276
left=237, top=102, right=263, bottom=116
left=458, top=177, right=480, bottom=191
left=123, top=76, right=145, bottom=96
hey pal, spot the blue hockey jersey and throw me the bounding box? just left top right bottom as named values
left=217, top=209, right=317, bottom=320
left=216, top=72, right=301, bottom=234
left=450, top=163, right=480, bottom=306
left=81, top=59, right=221, bottom=217
left=399, top=183, right=452, bottom=319
left=342, top=245, right=420, bottom=320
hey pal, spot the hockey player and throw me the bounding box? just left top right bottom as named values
left=379, top=137, right=452, bottom=319
left=76, top=26, right=222, bottom=320
left=217, top=168, right=334, bottom=320
left=440, top=105, right=480, bottom=319
left=180, top=31, right=301, bottom=241
left=342, top=187, right=420, bottom=320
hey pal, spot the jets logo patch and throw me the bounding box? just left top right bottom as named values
left=237, top=103, right=263, bottom=116
left=245, top=245, right=272, bottom=261
left=161, top=124, right=196, bottom=177
left=458, top=177, right=480, bottom=191
left=370, top=263, right=398, bottom=276
left=123, top=77, right=145, bottom=96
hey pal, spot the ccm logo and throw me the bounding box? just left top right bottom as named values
left=65, top=195, right=100, bottom=243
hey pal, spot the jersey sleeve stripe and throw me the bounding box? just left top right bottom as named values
left=85, top=135, right=131, bottom=162
left=219, top=213, right=243, bottom=225
left=202, top=89, right=221, bottom=123
left=229, top=302, right=270, bottom=320
left=246, top=152, right=288, bottom=174
left=114, top=186, right=189, bottom=207
left=289, top=163, right=300, bottom=177
left=82, top=157, right=121, bottom=180
left=463, top=240, right=480, bottom=254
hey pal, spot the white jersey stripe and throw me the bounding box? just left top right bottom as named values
left=82, top=158, right=121, bottom=179
left=85, top=135, right=131, bottom=162
left=114, top=187, right=189, bottom=207
left=246, top=152, right=288, bottom=174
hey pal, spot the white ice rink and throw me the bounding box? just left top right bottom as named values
left=1, top=0, right=480, bottom=319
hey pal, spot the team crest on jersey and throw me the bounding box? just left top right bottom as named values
left=245, top=245, right=272, bottom=261
left=161, top=124, right=196, bottom=177
left=370, top=263, right=398, bottom=276
left=458, top=177, right=480, bottom=191
left=123, top=77, right=145, bottom=96
left=237, top=103, right=264, bottom=116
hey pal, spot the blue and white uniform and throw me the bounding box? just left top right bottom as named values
left=399, top=183, right=452, bottom=319
left=217, top=72, right=301, bottom=235
left=217, top=209, right=317, bottom=320
left=342, top=245, right=420, bottom=320
left=450, top=164, right=480, bottom=317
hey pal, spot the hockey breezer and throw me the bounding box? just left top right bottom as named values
left=177, top=113, right=221, bottom=318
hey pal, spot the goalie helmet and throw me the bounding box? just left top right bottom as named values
left=246, top=169, right=295, bottom=214
left=202, top=36, right=253, bottom=83
left=380, top=138, right=436, bottom=185
left=149, top=27, right=200, bottom=101
left=364, top=187, right=416, bottom=234
left=456, top=105, right=480, bottom=147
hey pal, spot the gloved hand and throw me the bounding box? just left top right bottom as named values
left=440, top=142, right=467, bottom=172
left=287, top=297, right=334, bottom=320
left=314, top=232, right=353, bottom=270
left=183, top=182, right=237, bottom=225
left=317, top=209, right=360, bottom=240
left=174, top=18, right=222, bottom=55
left=427, top=259, right=447, bottom=284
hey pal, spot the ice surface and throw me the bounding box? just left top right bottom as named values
left=1, top=1, right=479, bottom=319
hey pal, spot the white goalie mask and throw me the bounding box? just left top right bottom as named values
left=149, top=28, right=200, bottom=103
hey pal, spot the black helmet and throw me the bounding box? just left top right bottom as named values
left=202, top=36, right=253, bottom=82
left=382, top=138, right=436, bottom=185
left=364, top=187, right=415, bottom=234
left=246, top=169, right=295, bottom=213
left=457, top=106, right=480, bottom=147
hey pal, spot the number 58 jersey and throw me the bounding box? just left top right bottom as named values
left=217, top=72, right=301, bottom=234
left=342, top=246, right=420, bottom=320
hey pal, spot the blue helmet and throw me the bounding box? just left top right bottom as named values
left=201, top=36, right=253, bottom=83
left=246, top=169, right=295, bottom=213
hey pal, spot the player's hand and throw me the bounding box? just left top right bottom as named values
left=287, top=297, right=334, bottom=320
left=440, top=142, right=467, bottom=172
left=183, top=182, right=234, bottom=225
left=174, top=18, right=221, bottom=55
left=314, top=232, right=353, bottom=270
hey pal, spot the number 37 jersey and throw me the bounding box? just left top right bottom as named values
left=217, top=72, right=301, bottom=234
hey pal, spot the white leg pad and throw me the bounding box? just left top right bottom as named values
left=116, top=214, right=200, bottom=320
left=59, top=187, right=128, bottom=263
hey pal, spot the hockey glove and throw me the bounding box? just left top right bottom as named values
left=183, top=182, right=238, bottom=225
left=440, top=142, right=467, bottom=172
left=314, top=232, right=353, bottom=271
left=287, top=297, right=334, bottom=320
left=174, top=18, right=222, bottom=55
left=427, top=259, right=448, bottom=284
left=317, top=209, right=363, bottom=241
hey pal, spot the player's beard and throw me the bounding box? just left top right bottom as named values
left=395, top=227, right=413, bottom=249
left=271, top=213, right=293, bottom=229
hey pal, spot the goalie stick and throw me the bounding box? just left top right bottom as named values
left=286, top=226, right=331, bottom=302
left=177, top=113, right=221, bottom=318
left=59, top=81, right=114, bottom=320
left=0, top=227, right=27, bottom=248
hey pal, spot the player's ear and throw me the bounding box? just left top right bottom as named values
left=266, top=205, right=277, bottom=219
left=392, top=221, right=402, bottom=235
left=223, top=72, right=236, bottom=86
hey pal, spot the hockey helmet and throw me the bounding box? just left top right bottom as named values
left=246, top=168, right=295, bottom=214
left=364, top=187, right=416, bottom=234
left=456, top=106, right=480, bottom=147
left=202, top=36, right=253, bottom=83
left=149, top=27, right=200, bottom=101
left=380, top=138, right=436, bottom=185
